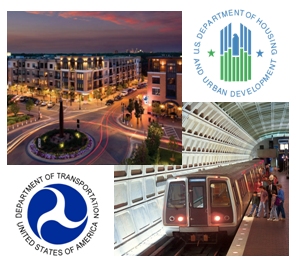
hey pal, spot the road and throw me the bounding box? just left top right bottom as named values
left=7, top=90, right=182, bottom=165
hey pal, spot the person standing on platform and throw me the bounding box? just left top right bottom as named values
left=248, top=191, right=260, bottom=217
left=265, top=164, right=270, bottom=177
left=256, top=186, right=268, bottom=218
left=255, top=178, right=262, bottom=194
left=266, top=180, right=277, bottom=211
left=276, top=184, right=286, bottom=220
left=267, top=190, right=279, bottom=221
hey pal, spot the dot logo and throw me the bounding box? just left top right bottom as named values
left=28, top=184, right=88, bottom=245
left=15, top=173, right=99, bottom=256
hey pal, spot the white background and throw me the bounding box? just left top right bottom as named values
left=1, top=0, right=294, bottom=266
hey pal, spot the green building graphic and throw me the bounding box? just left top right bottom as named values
left=220, top=23, right=251, bottom=81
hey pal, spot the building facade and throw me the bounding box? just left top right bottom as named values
left=146, top=56, right=182, bottom=117
left=7, top=55, right=141, bottom=101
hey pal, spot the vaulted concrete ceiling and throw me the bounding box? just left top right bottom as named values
left=215, top=102, right=289, bottom=142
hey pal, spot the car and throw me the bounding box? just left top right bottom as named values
left=114, top=94, right=122, bottom=101
left=137, top=83, right=147, bottom=89
left=132, top=87, right=137, bottom=92
left=47, top=101, right=55, bottom=108
left=19, top=96, right=28, bottom=102
left=120, top=90, right=128, bottom=97
left=105, top=99, right=114, bottom=106
left=40, top=101, right=48, bottom=106
left=35, top=99, right=41, bottom=105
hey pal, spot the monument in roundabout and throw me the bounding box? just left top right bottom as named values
left=29, top=97, right=94, bottom=162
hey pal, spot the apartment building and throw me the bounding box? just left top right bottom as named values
left=7, top=55, right=141, bottom=100
left=146, top=56, right=182, bottom=117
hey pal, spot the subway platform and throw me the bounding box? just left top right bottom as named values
left=227, top=170, right=289, bottom=256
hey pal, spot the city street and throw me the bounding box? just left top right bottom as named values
left=7, top=89, right=182, bottom=165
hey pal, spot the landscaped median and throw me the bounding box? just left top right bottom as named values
left=28, top=129, right=95, bottom=161
left=7, top=114, right=33, bottom=125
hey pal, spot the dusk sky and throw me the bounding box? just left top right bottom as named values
left=7, top=11, right=182, bottom=53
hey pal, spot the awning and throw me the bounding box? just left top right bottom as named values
left=162, top=100, right=180, bottom=107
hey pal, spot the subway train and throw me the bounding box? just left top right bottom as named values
left=162, top=159, right=265, bottom=244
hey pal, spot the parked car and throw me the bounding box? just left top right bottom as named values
left=105, top=99, right=114, bottom=106
left=47, top=101, right=55, bottom=108
left=114, top=94, right=122, bottom=101
left=120, top=90, right=128, bottom=97
left=35, top=99, right=41, bottom=105
left=19, top=96, right=28, bottom=102
left=137, top=83, right=147, bottom=89
left=40, top=101, right=48, bottom=106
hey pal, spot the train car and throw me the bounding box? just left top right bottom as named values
left=162, top=159, right=265, bottom=244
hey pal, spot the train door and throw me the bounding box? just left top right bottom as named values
left=188, top=178, right=207, bottom=226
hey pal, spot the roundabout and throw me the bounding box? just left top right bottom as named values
left=28, top=130, right=95, bottom=163
left=26, top=98, right=96, bottom=163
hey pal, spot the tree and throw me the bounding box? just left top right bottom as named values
left=145, top=121, right=163, bottom=162
left=134, top=100, right=141, bottom=124
left=138, top=99, right=145, bottom=121
left=93, top=89, right=102, bottom=105
left=26, top=99, right=34, bottom=115
left=168, top=136, right=178, bottom=163
left=126, top=99, right=134, bottom=118
left=106, top=86, right=113, bottom=99
left=9, top=103, right=20, bottom=117
left=123, top=142, right=151, bottom=164
left=152, top=102, right=162, bottom=120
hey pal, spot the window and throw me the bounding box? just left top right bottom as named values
left=49, top=64, right=53, bottom=69
left=167, top=63, right=176, bottom=73
left=237, top=178, right=247, bottom=198
left=280, top=144, right=288, bottom=150
left=152, top=87, right=160, bottom=95
left=152, top=60, right=160, bottom=71
left=167, top=77, right=176, bottom=85
left=27, top=63, right=30, bottom=68
left=152, top=77, right=160, bottom=84
left=210, top=182, right=230, bottom=207
left=77, top=73, right=84, bottom=80
left=167, top=181, right=186, bottom=209
left=77, top=83, right=84, bottom=91
left=192, top=186, right=204, bottom=208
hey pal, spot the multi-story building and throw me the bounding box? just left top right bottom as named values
left=7, top=55, right=141, bottom=101
left=146, top=56, right=182, bottom=117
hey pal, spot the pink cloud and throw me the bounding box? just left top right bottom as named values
left=25, top=11, right=181, bottom=33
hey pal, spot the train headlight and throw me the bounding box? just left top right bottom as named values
left=214, top=215, right=221, bottom=221
left=177, top=216, right=184, bottom=222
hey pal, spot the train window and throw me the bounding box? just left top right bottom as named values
left=237, top=178, right=247, bottom=198
left=167, top=181, right=186, bottom=209
left=233, top=185, right=239, bottom=204
left=210, top=182, right=231, bottom=207
left=192, top=186, right=204, bottom=208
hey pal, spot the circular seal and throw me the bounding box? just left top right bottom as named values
left=193, top=9, right=278, bottom=98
